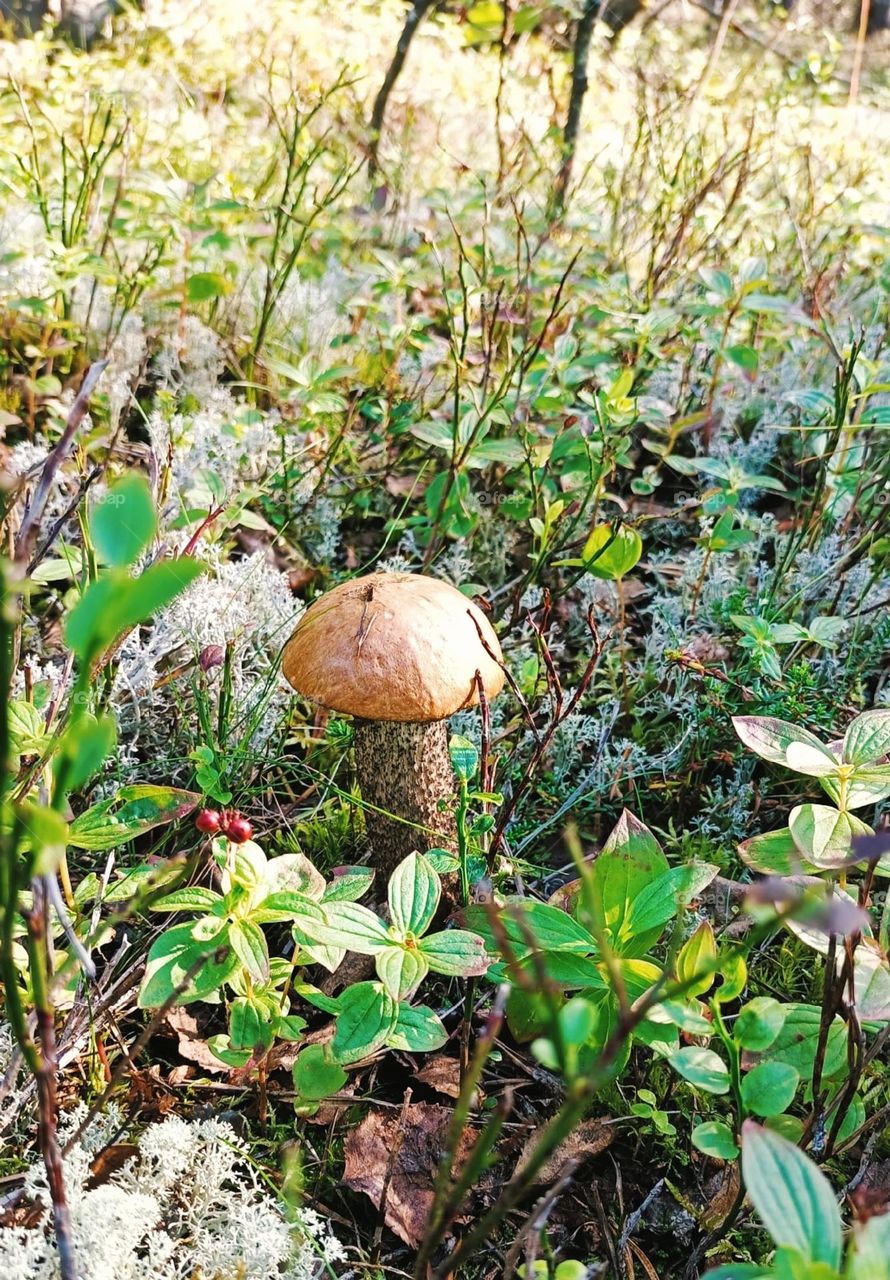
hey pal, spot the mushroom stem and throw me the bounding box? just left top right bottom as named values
left=352, top=718, right=456, bottom=881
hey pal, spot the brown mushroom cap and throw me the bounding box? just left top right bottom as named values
left=282, top=572, right=505, bottom=722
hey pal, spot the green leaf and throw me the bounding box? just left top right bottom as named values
left=299, top=901, right=391, bottom=955
left=848, top=1205, right=890, bottom=1279
left=734, top=997, right=786, bottom=1052
left=419, top=928, right=490, bottom=977
left=620, top=863, right=718, bottom=948
left=590, top=809, right=669, bottom=947
left=292, top=1045, right=347, bottom=1100
left=766, top=1004, right=847, bottom=1081
left=138, top=921, right=238, bottom=1007
left=90, top=473, right=156, bottom=568
left=739, top=827, right=821, bottom=877
left=449, top=734, right=479, bottom=781
left=741, top=1121, right=842, bottom=1268
left=150, top=887, right=223, bottom=913
left=692, top=1121, right=739, bottom=1160
left=669, top=1046, right=731, bottom=1094
left=741, top=1061, right=799, bottom=1117
left=375, top=943, right=430, bottom=1001
left=229, top=997, right=273, bottom=1052
left=842, top=709, right=890, bottom=766
left=69, top=785, right=201, bottom=851
left=322, top=867, right=374, bottom=902
left=789, top=804, right=871, bottom=868
left=331, top=982, right=398, bottom=1064
left=676, top=920, right=717, bottom=998
left=229, top=919, right=270, bottom=982
left=386, top=1002, right=449, bottom=1053
left=725, top=344, right=758, bottom=374
left=824, top=764, right=890, bottom=810
left=186, top=271, right=231, bottom=302
left=850, top=945, right=890, bottom=1022
left=732, top=716, right=838, bottom=777
left=54, top=713, right=117, bottom=793
left=465, top=899, right=598, bottom=956
left=582, top=523, right=643, bottom=580
left=65, top=559, right=205, bottom=664
left=388, top=852, right=441, bottom=936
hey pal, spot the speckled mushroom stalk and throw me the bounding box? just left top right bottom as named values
left=282, top=573, right=504, bottom=883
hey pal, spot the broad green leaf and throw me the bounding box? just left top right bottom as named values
left=54, top=713, right=117, bottom=793
left=692, top=1121, right=739, bottom=1160
left=669, top=1046, right=731, bottom=1094
left=715, top=949, right=748, bottom=1003
left=738, top=827, right=821, bottom=876
left=449, top=734, right=479, bottom=781
left=741, top=1121, right=842, bottom=1268
left=386, top=1003, right=449, bottom=1053
left=842, top=709, right=890, bottom=765
left=619, top=862, right=718, bottom=949
left=263, top=852, right=326, bottom=901
left=734, top=997, right=785, bottom=1051
left=229, top=997, right=273, bottom=1052
left=65, top=560, right=205, bottom=663
left=590, top=809, right=669, bottom=946
left=375, top=943, right=429, bottom=1000
left=187, top=271, right=231, bottom=302
left=298, top=900, right=391, bottom=955
left=138, top=921, right=237, bottom=1008
left=419, top=928, right=490, bottom=977
left=701, top=1267, right=772, bottom=1279
left=677, top=920, right=717, bottom=998
left=150, top=886, right=223, bottom=913
left=514, top=951, right=607, bottom=989
left=207, top=1035, right=252, bottom=1068
left=849, top=945, right=890, bottom=1022
left=252, top=891, right=328, bottom=926
left=582, top=523, right=642, bottom=580
left=464, top=899, right=598, bottom=956
left=388, top=851, right=441, bottom=936
left=322, top=866, right=374, bottom=902
left=229, top=919, right=270, bottom=982
left=732, top=717, right=838, bottom=776
left=90, top=473, right=156, bottom=567
left=331, top=982, right=398, bottom=1064
left=765, top=1004, right=847, bottom=1081
left=741, top=1061, right=799, bottom=1117
left=69, top=785, right=201, bottom=850
left=292, top=1045, right=347, bottom=1100
left=789, top=804, right=871, bottom=869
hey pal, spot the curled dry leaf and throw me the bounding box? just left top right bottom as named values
left=517, top=1116, right=614, bottom=1185
left=343, top=1102, right=476, bottom=1247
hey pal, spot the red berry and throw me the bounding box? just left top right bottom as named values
left=225, top=815, right=253, bottom=844
left=195, top=808, right=221, bottom=834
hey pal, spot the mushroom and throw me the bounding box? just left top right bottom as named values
left=282, top=572, right=504, bottom=880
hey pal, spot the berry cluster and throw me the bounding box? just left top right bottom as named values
left=195, top=808, right=253, bottom=843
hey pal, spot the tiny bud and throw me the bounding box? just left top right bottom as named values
left=199, top=644, right=225, bottom=672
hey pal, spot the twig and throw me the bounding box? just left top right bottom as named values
left=14, top=359, right=108, bottom=565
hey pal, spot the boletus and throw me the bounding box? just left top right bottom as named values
left=282, top=572, right=504, bottom=880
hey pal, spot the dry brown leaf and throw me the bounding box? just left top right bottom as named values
left=164, top=1007, right=227, bottom=1074
left=517, top=1117, right=615, bottom=1184
left=413, top=1054, right=462, bottom=1098
left=343, top=1103, right=475, bottom=1247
